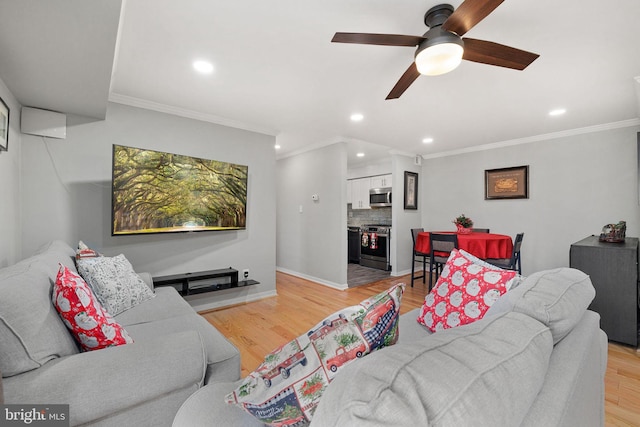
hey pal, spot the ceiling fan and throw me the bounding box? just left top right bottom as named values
left=331, top=0, right=539, bottom=100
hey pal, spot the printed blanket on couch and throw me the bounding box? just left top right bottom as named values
left=225, top=284, right=404, bottom=426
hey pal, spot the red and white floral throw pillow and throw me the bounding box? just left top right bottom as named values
left=53, top=264, right=133, bottom=351
left=417, top=249, right=516, bottom=332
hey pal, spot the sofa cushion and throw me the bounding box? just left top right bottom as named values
left=417, top=249, right=517, bottom=332
left=173, top=381, right=265, bottom=427
left=0, top=241, right=79, bottom=377
left=486, top=267, right=595, bottom=344
left=76, top=254, right=155, bottom=316
left=123, top=309, right=241, bottom=384
left=398, top=308, right=432, bottom=344
left=115, top=286, right=194, bottom=326
left=53, top=265, right=133, bottom=351
left=311, top=311, right=553, bottom=427
left=226, top=284, right=404, bottom=426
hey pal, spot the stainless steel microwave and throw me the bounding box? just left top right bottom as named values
left=369, top=187, right=392, bottom=207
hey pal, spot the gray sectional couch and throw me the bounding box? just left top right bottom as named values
left=0, top=241, right=241, bottom=426
left=1, top=241, right=607, bottom=426
left=175, top=267, right=608, bottom=427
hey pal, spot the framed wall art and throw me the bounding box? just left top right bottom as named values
left=485, top=165, right=529, bottom=200
left=404, top=171, right=418, bottom=209
left=0, top=96, right=9, bottom=151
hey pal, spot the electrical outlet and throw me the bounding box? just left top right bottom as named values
left=242, top=269, right=249, bottom=279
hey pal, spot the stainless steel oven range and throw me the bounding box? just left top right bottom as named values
left=360, top=224, right=391, bottom=271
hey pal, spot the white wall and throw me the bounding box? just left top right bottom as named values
left=391, top=154, right=422, bottom=276
left=421, top=124, right=640, bottom=275
left=0, top=77, right=21, bottom=267
left=20, top=102, right=277, bottom=311
left=276, top=143, right=348, bottom=288
left=347, top=158, right=391, bottom=180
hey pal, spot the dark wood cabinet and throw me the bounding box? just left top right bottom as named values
left=570, top=235, right=639, bottom=346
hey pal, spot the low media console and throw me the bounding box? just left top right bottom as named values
left=152, top=268, right=259, bottom=296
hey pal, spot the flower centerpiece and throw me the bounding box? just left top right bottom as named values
left=453, top=214, right=473, bottom=234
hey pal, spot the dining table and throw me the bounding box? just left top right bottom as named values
left=415, top=231, right=513, bottom=260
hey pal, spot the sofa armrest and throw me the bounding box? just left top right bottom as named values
left=138, top=271, right=154, bottom=290
left=3, top=330, right=205, bottom=426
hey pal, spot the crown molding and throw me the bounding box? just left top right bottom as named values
left=108, top=93, right=278, bottom=136
left=421, top=118, right=640, bottom=160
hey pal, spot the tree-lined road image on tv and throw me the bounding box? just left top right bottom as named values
left=112, top=145, right=248, bottom=235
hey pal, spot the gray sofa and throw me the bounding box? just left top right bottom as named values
left=174, top=267, right=607, bottom=427
left=0, top=240, right=241, bottom=426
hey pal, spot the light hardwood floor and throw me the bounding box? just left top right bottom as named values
left=202, top=271, right=640, bottom=426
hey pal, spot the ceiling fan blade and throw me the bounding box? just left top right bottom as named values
left=442, top=0, right=505, bottom=36
left=462, top=38, right=539, bottom=70
left=386, top=62, right=421, bottom=100
left=332, top=32, right=425, bottom=47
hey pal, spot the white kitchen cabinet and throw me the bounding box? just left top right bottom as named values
left=350, top=178, right=370, bottom=209
left=370, top=174, right=392, bottom=189
left=346, top=179, right=352, bottom=205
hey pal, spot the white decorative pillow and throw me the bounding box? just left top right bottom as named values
left=77, top=254, right=155, bottom=316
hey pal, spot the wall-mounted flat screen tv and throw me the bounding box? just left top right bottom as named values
left=112, top=144, right=248, bottom=235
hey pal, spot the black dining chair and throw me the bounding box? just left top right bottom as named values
left=472, top=228, right=490, bottom=233
left=486, top=233, right=524, bottom=274
left=410, top=228, right=429, bottom=287
left=429, top=233, right=459, bottom=290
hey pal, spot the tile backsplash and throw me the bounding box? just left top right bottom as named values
left=348, top=205, right=391, bottom=226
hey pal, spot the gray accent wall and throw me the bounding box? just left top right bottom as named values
left=0, top=76, right=21, bottom=268
left=19, top=102, right=277, bottom=311
left=276, top=143, right=348, bottom=288
left=421, top=124, right=640, bottom=275
left=392, top=154, right=422, bottom=276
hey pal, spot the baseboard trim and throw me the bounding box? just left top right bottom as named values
left=393, top=268, right=412, bottom=277
left=276, top=267, right=348, bottom=291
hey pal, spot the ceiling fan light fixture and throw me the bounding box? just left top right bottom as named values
left=415, top=31, right=464, bottom=76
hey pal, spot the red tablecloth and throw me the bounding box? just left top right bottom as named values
left=416, top=231, right=513, bottom=259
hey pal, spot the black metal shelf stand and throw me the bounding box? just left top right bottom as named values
left=153, top=268, right=259, bottom=296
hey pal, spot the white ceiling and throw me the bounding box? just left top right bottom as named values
left=0, top=0, right=121, bottom=119
left=1, top=0, right=640, bottom=166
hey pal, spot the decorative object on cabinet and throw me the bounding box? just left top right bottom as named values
left=403, top=171, right=418, bottom=210
left=599, top=221, right=626, bottom=243
left=453, top=213, right=473, bottom=233
left=570, top=235, right=638, bottom=346
left=0, top=96, right=9, bottom=151
left=485, top=165, right=529, bottom=200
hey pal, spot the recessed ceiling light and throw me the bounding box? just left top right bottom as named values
left=274, top=144, right=281, bottom=149
left=350, top=113, right=364, bottom=122
left=549, top=108, right=566, bottom=116
left=193, top=60, right=214, bottom=74
left=422, top=137, right=434, bottom=144
left=356, top=152, right=365, bottom=157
